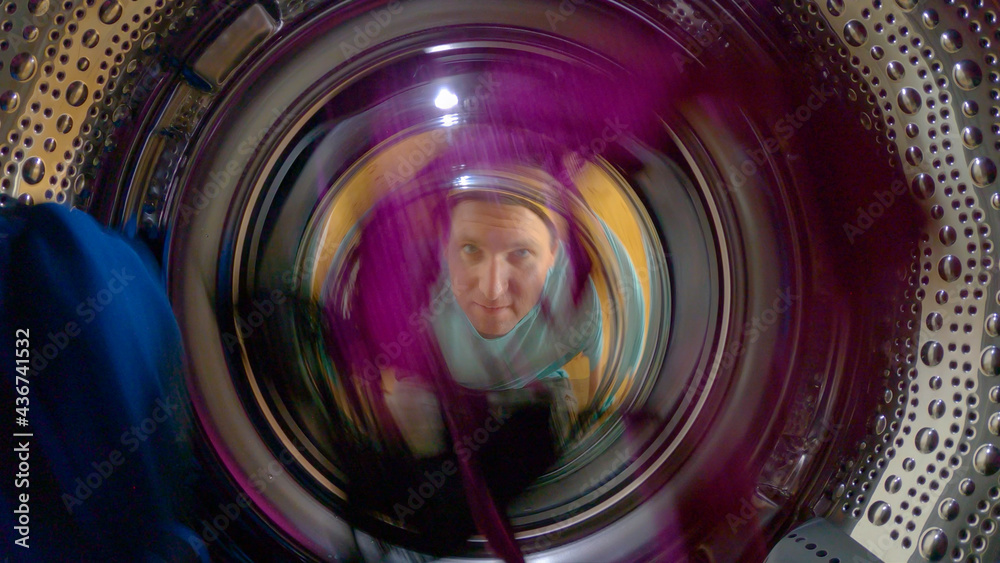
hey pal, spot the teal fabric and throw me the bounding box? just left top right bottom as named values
left=597, top=217, right=647, bottom=399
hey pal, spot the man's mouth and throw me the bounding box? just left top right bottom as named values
left=476, top=303, right=509, bottom=313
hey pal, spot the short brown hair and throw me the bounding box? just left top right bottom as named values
left=445, top=189, right=559, bottom=247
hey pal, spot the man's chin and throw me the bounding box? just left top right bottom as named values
left=472, top=320, right=514, bottom=340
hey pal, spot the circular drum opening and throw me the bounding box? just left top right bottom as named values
left=163, top=1, right=847, bottom=560
left=214, top=26, right=723, bottom=556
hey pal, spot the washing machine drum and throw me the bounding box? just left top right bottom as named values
left=3, top=0, right=999, bottom=561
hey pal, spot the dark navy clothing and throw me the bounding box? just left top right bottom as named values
left=0, top=203, right=196, bottom=561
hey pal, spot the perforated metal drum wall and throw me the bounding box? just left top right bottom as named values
left=3, top=1, right=1000, bottom=561
left=0, top=0, right=209, bottom=208
left=769, top=1, right=1000, bottom=562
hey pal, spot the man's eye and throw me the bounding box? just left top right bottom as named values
left=511, top=249, right=532, bottom=259
left=462, top=244, right=479, bottom=254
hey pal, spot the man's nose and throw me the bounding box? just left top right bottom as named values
left=479, top=257, right=508, bottom=301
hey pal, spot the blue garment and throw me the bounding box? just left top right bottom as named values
left=431, top=242, right=607, bottom=391
left=0, top=203, right=196, bottom=561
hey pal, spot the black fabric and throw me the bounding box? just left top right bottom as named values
left=344, top=386, right=559, bottom=554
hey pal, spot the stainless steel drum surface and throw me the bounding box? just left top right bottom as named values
left=2, top=0, right=999, bottom=561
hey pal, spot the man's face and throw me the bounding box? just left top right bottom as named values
left=447, top=199, right=557, bottom=338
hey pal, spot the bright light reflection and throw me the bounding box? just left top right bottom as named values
left=434, top=88, right=459, bottom=110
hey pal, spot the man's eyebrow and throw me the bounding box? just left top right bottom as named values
left=509, top=239, right=543, bottom=250
left=450, top=230, right=479, bottom=243
left=449, top=234, right=540, bottom=250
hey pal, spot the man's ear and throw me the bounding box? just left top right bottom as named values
left=439, top=232, right=451, bottom=267
left=437, top=213, right=451, bottom=257
left=547, top=233, right=560, bottom=269
left=551, top=213, right=569, bottom=246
